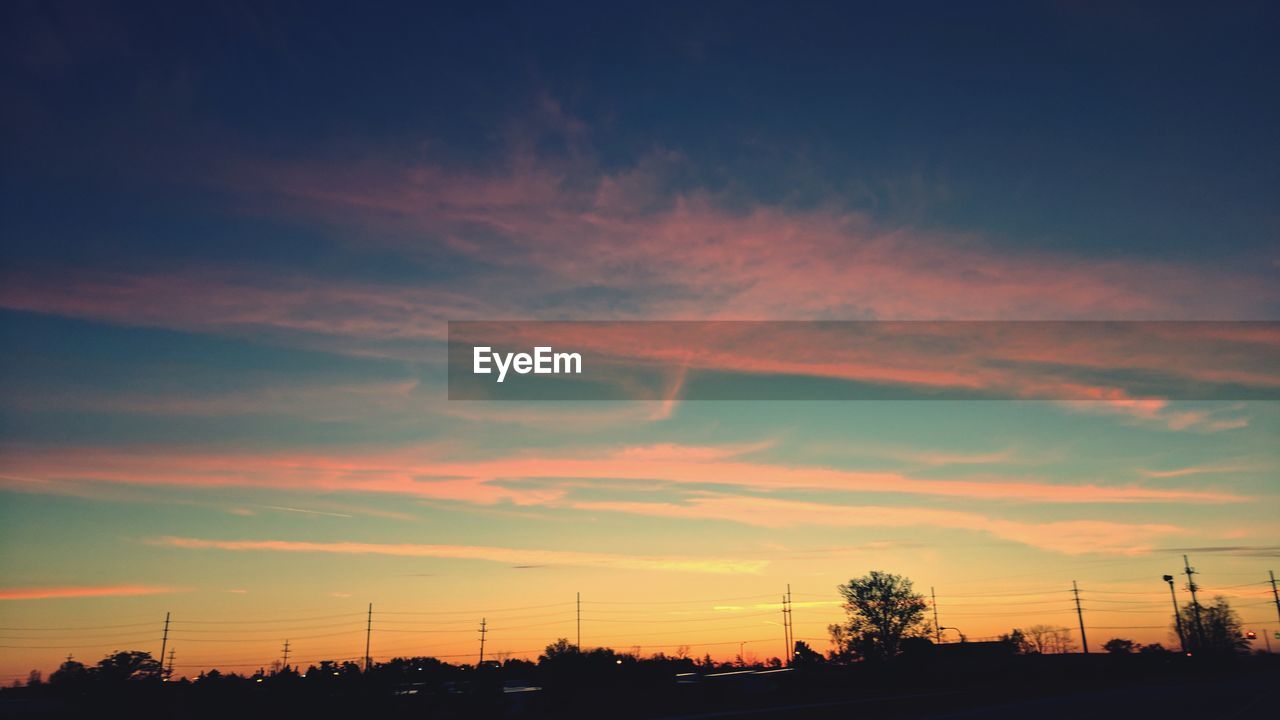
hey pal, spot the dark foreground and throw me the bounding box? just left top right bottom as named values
left=2, top=653, right=1274, bottom=719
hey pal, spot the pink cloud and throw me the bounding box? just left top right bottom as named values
left=147, top=536, right=766, bottom=575
left=0, top=442, right=1246, bottom=505
left=219, top=147, right=1277, bottom=323
left=0, top=584, right=179, bottom=601
left=3, top=145, right=1276, bottom=356
left=1139, top=464, right=1262, bottom=479
left=569, top=495, right=1183, bottom=556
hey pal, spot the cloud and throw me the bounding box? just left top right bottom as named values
left=1139, top=464, right=1262, bottom=479
left=1156, top=545, right=1280, bottom=558
left=0, top=584, right=180, bottom=601
left=147, top=536, right=766, bottom=575
left=0, top=442, right=1246, bottom=506
left=570, top=495, right=1182, bottom=556
left=3, top=138, right=1276, bottom=356
left=1057, top=398, right=1252, bottom=433
left=228, top=148, right=1276, bottom=324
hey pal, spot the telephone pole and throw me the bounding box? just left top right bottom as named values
left=1164, top=574, right=1186, bottom=653
left=931, top=587, right=942, bottom=644
left=1072, top=581, right=1089, bottom=654
left=576, top=592, right=581, bottom=651
left=281, top=639, right=291, bottom=670
left=1183, top=555, right=1205, bottom=649
left=478, top=618, right=487, bottom=665
left=364, top=603, right=373, bottom=672
left=159, top=612, right=170, bottom=669
left=782, top=584, right=793, bottom=665
left=165, top=648, right=175, bottom=680
left=780, top=594, right=789, bottom=665
left=1269, top=571, right=1280, bottom=626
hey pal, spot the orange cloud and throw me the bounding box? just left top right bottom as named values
left=147, top=536, right=766, bottom=575
left=0, top=585, right=179, bottom=601
left=570, top=495, right=1182, bottom=556
left=0, top=442, right=1246, bottom=506
left=0, top=442, right=1245, bottom=506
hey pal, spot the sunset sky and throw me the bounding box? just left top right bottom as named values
left=2, top=2, right=1278, bottom=681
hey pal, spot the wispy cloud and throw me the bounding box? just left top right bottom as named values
left=1156, top=545, right=1280, bottom=558
left=0, top=442, right=1248, bottom=507
left=0, top=584, right=180, bottom=601
left=1139, top=464, right=1262, bottom=479
left=0, top=442, right=1247, bottom=507
left=571, top=496, right=1183, bottom=556
left=147, top=536, right=767, bottom=575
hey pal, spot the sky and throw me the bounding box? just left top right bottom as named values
left=1, top=1, right=1279, bottom=680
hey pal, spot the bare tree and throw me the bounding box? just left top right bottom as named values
left=1024, top=625, right=1056, bottom=654
left=1046, top=628, right=1076, bottom=654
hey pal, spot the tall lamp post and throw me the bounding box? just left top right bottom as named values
left=1164, top=574, right=1187, bottom=654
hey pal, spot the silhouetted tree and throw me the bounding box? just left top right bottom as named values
left=792, top=640, right=823, bottom=666
left=829, top=570, right=929, bottom=661
left=540, top=638, right=579, bottom=662
left=1103, top=638, right=1135, bottom=654
left=998, top=628, right=1033, bottom=654
left=1177, top=596, right=1248, bottom=655
left=49, top=658, right=90, bottom=689
left=1024, top=625, right=1074, bottom=654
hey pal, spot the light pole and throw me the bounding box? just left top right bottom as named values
left=1164, top=574, right=1187, bottom=654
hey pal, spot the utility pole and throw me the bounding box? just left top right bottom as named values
left=1183, top=555, right=1205, bottom=649
left=159, top=612, right=170, bottom=669
left=576, top=592, right=581, bottom=651
left=931, top=587, right=942, bottom=645
left=1072, top=581, right=1089, bottom=654
left=1269, top=571, right=1280, bottom=626
left=783, top=584, right=793, bottom=665
left=478, top=618, right=487, bottom=665
left=780, top=594, right=789, bottom=666
left=1164, top=574, right=1186, bottom=654
left=165, top=648, right=175, bottom=680
left=364, top=603, right=373, bottom=672
left=281, top=639, right=291, bottom=670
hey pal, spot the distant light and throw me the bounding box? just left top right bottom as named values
left=616, top=659, right=623, bottom=665
left=255, top=678, right=263, bottom=683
